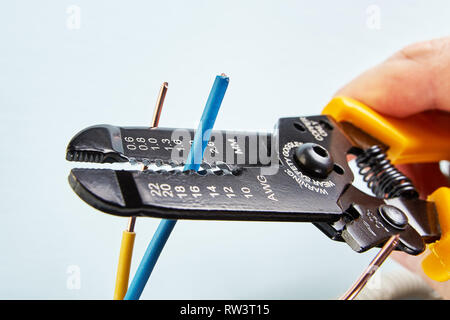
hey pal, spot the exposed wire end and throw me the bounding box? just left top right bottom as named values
left=340, top=234, right=401, bottom=300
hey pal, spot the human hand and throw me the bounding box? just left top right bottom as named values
left=335, top=36, right=450, bottom=299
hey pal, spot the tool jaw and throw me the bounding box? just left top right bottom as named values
left=66, top=125, right=271, bottom=167
left=66, top=125, right=128, bottom=164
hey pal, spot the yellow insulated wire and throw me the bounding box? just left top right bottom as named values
left=113, top=230, right=136, bottom=300
left=112, top=82, right=168, bottom=300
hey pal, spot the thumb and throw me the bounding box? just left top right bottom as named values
left=336, top=36, right=450, bottom=117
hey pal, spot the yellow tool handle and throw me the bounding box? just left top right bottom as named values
left=322, top=96, right=450, bottom=281
left=113, top=230, right=136, bottom=300
left=423, top=188, right=450, bottom=281
left=322, top=96, right=450, bottom=165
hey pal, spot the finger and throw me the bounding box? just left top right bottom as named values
left=398, top=163, right=450, bottom=200
left=336, top=36, right=450, bottom=117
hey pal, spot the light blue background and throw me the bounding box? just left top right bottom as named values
left=0, top=1, right=448, bottom=299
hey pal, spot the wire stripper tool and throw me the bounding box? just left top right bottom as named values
left=66, top=95, right=450, bottom=298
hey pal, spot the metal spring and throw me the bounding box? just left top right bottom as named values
left=355, top=145, right=418, bottom=199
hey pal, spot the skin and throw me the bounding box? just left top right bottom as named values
left=335, top=36, right=450, bottom=299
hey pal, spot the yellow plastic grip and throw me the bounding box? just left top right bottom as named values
left=322, top=96, right=450, bottom=165
left=113, top=230, right=136, bottom=300
left=422, top=187, right=450, bottom=282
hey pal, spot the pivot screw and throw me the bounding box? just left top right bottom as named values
left=294, top=143, right=334, bottom=178
left=378, top=205, right=408, bottom=230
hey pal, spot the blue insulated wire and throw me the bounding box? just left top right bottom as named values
left=124, top=74, right=229, bottom=300
left=184, top=74, right=229, bottom=171
left=123, top=219, right=176, bottom=300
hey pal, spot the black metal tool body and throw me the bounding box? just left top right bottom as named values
left=66, top=115, right=440, bottom=256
